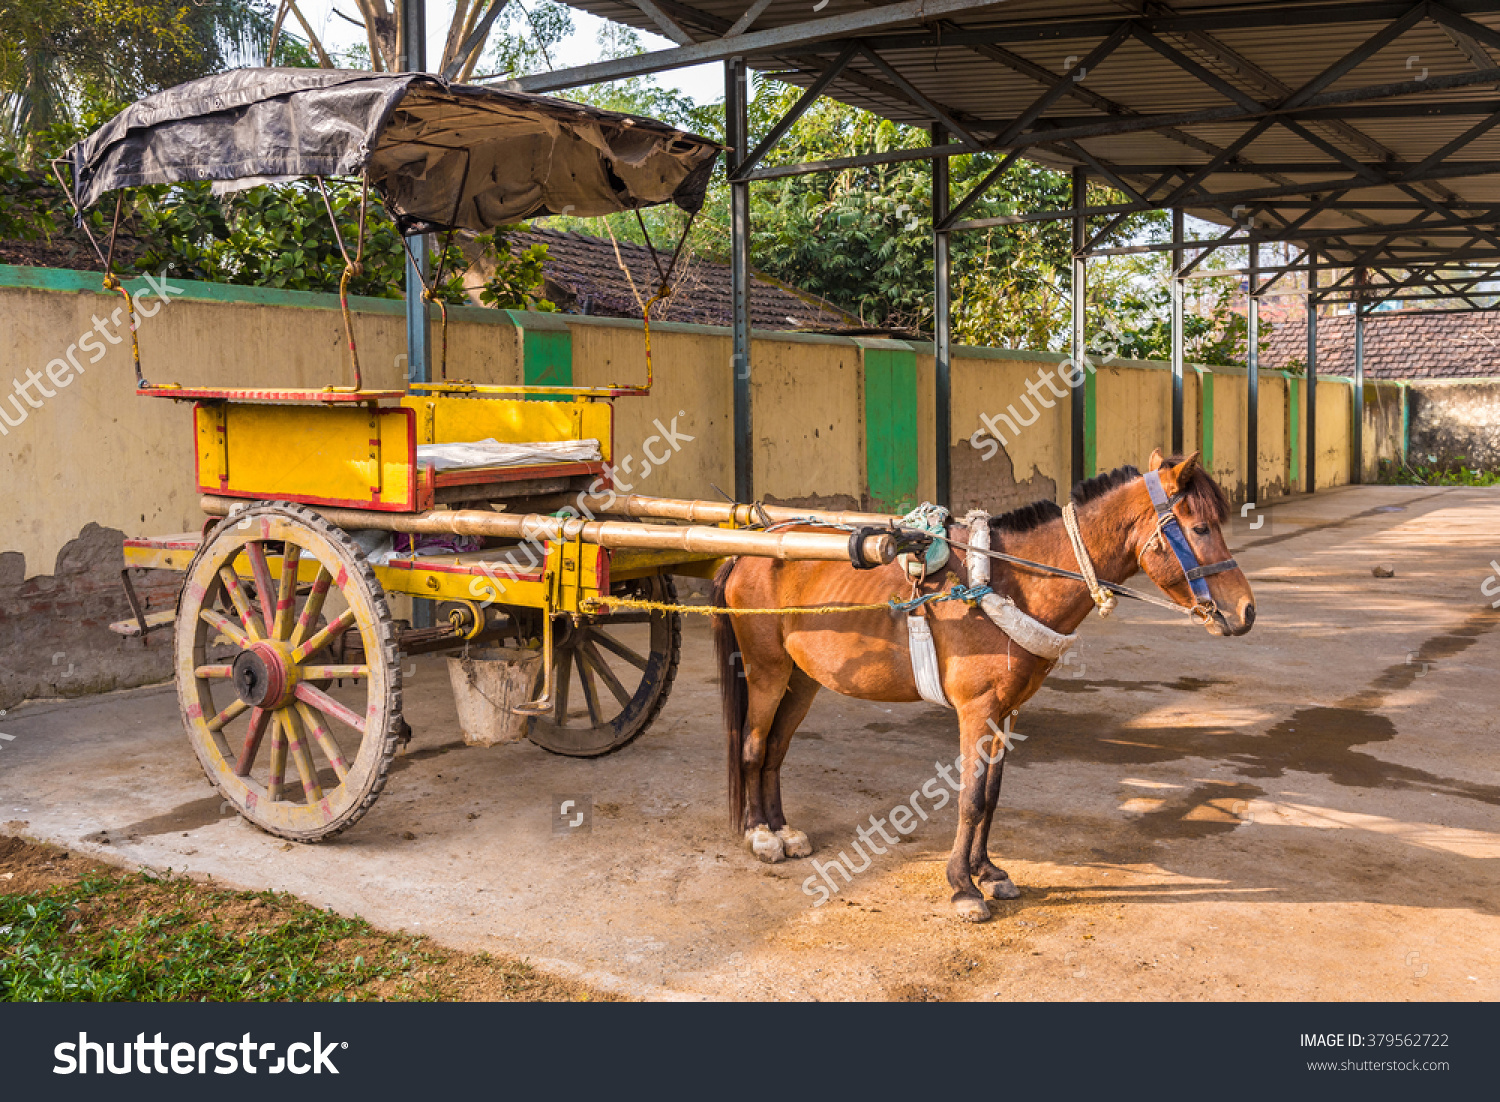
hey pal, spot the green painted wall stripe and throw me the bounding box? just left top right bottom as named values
left=1288, top=376, right=1301, bottom=488
left=1199, top=368, right=1215, bottom=473
left=862, top=346, right=919, bottom=514
left=505, top=311, right=573, bottom=400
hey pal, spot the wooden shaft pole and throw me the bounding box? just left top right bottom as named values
left=200, top=497, right=897, bottom=565
left=574, top=493, right=899, bottom=527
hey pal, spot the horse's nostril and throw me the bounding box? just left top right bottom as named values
left=1242, top=604, right=1256, bottom=627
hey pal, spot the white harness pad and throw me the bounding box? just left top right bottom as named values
left=903, top=509, right=1079, bottom=710
left=963, top=509, right=1077, bottom=661
left=906, top=612, right=951, bottom=707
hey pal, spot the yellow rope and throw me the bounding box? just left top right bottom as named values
left=582, top=595, right=897, bottom=617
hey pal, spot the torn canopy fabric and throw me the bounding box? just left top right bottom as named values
left=69, top=69, right=721, bottom=233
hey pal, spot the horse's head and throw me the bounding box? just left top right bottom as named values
left=1131, top=449, right=1256, bottom=637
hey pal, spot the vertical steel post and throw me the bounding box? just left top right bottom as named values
left=1352, top=272, right=1366, bottom=485
left=1306, top=260, right=1318, bottom=493
left=1170, top=207, right=1184, bottom=455
left=1070, top=167, right=1087, bottom=490
left=1246, top=241, right=1259, bottom=508
left=932, top=124, right=952, bottom=510
left=400, top=0, right=430, bottom=389
left=726, top=57, right=753, bottom=502
left=401, top=0, right=432, bottom=628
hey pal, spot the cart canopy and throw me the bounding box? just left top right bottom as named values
left=69, top=69, right=721, bottom=233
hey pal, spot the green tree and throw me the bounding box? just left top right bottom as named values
left=0, top=0, right=312, bottom=157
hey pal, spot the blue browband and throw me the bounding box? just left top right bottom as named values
left=1142, top=469, right=1238, bottom=606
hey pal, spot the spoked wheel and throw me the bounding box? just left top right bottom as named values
left=175, top=501, right=403, bottom=842
left=526, top=574, right=682, bottom=758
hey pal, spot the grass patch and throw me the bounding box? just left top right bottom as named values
left=0, top=839, right=604, bottom=1002
left=1377, top=458, right=1500, bottom=486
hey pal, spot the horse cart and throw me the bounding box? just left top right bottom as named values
left=62, top=70, right=913, bottom=842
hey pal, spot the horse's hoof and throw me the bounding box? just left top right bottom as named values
left=981, top=876, right=1021, bottom=900
left=952, top=896, right=992, bottom=923
left=776, top=827, right=813, bottom=858
left=746, top=827, right=785, bottom=863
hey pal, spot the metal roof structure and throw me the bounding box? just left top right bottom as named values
left=484, top=0, right=1500, bottom=504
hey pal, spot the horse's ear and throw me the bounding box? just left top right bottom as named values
left=1147, top=448, right=1165, bottom=471
left=1173, top=451, right=1202, bottom=483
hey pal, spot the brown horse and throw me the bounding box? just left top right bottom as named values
left=712, top=450, right=1255, bottom=921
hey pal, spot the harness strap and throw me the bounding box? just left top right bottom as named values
left=1142, top=469, right=1237, bottom=605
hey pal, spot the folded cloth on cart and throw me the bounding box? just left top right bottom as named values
left=415, top=438, right=602, bottom=471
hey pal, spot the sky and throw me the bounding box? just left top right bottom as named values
left=293, top=0, right=725, bottom=102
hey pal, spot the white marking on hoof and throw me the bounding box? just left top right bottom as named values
left=776, top=826, right=812, bottom=858
left=953, top=896, right=992, bottom=923
left=981, top=876, right=1021, bottom=900
left=746, top=826, right=785, bottom=863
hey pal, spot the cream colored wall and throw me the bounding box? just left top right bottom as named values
left=1, top=276, right=1402, bottom=578
left=752, top=335, right=863, bottom=507
left=1314, top=379, right=1352, bottom=490
left=949, top=349, right=1069, bottom=506
left=0, top=283, right=410, bottom=578
left=570, top=320, right=732, bottom=502
left=1093, top=360, right=1172, bottom=475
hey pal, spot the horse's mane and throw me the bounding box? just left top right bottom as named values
left=987, top=457, right=1228, bottom=534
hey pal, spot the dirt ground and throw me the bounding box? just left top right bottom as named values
left=1, top=484, right=1497, bottom=1001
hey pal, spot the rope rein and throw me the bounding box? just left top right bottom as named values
left=1062, top=501, right=1118, bottom=617
left=582, top=582, right=995, bottom=619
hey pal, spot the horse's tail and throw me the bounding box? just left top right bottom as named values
left=712, top=557, right=747, bottom=833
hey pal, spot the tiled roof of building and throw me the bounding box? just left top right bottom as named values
left=507, top=227, right=860, bottom=331
left=1264, top=310, right=1500, bottom=381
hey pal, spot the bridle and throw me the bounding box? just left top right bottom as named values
left=1140, top=468, right=1239, bottom=621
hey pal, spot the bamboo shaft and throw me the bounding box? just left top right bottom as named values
left=200, top=496, right=896, bottom=565
left=577, top=492, right=899, bottom=527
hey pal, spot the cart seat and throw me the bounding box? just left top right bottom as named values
left=416, top=438, right=606, bottom=505
left=416, top=438, right=601, bottom=471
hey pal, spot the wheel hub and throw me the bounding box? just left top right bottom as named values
left=231, top=643, right=296, bottom=709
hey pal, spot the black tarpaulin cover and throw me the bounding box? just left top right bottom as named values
left=70, top=69, right=721, bottom=232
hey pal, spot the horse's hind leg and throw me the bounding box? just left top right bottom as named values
left=741, top=657, right=794, bottom=863
left=760, top=667, right=820, bottom=858
left=970, top=752, right=1021, bottom=900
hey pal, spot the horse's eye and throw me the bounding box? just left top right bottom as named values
left=1192, top=524, right=1210, bottom=536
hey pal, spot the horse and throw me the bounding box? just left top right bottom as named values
left=711, top=449, right=1256, bottom=921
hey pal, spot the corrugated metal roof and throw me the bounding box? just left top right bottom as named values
left=526, top=0, right=1500, bottom=273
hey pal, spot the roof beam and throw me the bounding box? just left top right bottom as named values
left=503, top=0, right=1013, bottom=90
left=625, top=0, right=697, bottom=45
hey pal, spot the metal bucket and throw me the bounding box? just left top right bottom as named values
left=446, top=645, right=543, bottom=747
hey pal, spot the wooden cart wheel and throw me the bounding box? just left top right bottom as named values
left=175, top=501, right=403, bottom=842
left=526, top=574, right=682, bottom=758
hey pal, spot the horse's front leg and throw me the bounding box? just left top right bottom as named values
left=946, top=705, right=1000, bottom=922
left=970, top=745, right=1021, bottom=901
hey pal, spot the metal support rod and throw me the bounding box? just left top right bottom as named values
left=1306, top=261, right=1318, bottom=493
left=727, top=56, right=754, bottom=502
left=1246, top=241, right=1259, bottom=508
left=932, top=123, right=952, bottom=510
left=1170, top=207, right=1185, bottom=455
left=400, top=0, right=431, bottom=392
left=1070, top=167, right=1088, bottom=490
left=401, top=0, right=433, bottom=630
left=1352, top=270, right=1366, bottom=484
